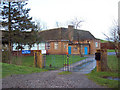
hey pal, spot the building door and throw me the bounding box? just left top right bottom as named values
left=68, top=46, right=71, bottom=54
left=84, top=47, right=88, bottom=55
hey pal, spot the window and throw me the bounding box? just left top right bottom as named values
left=46, top=42, right=50, bottom=49
left=74, top=47, right=78, bottom=51
left=39, top=43, right=45, bottom=50
left=64, top=45, right=66, bottom=49
left=95, top=42, right=98, bottom=48
left=54, top=42, right=58, bottom=50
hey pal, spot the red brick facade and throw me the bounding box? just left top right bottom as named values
left=46, top=39, right=100, bottom=55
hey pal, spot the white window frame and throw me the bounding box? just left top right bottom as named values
left=46, top=42, right=50, bottom=49
left=95, top=42, right=98, bottom=48
left=54, top=42, right=58, bottom=50
left=64, top=45, right=66, bottom=49
left=74, top=47, right=78, bottom=51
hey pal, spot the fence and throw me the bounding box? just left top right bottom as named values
left=12, top=50, right=41, bottom=56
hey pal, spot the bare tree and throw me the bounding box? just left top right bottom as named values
left=104, top=20, right=120, bottom=58
left=68, top=17, right=84, bottom=29
left=67, top=17, right=84, bottom=56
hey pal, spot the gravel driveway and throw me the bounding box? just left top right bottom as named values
left=2, top=70, right=107, bottom=88
left=2, top=56, right=107, bottom=88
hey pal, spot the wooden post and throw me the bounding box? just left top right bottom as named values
left=96, top=49, right=101, bottom=72
left=34, top=51, right=37, bottom=67
left=39, top=53, right=43, bottom=68
left=96, top=49, right=109, bottom=72
left=100, top=49, right=109, bottom=71
left=34, top=51, right=43, bottom=68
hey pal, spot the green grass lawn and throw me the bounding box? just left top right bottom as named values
left=45, top=55, right=86, bottom=70
left=1, top=62, right=47, bottom=78
left=107, top=55, right=119, bottom=72
left=86, top=55, right=119, bottom=88
left=11, top=55, right=86, bottom=69
left=107, top=49, right=115, bottom=52
left=2, top=55, right=86, bottom=77
left=12, top=56, right=34, bottom=67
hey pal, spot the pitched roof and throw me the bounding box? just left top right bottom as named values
left=39, top=28, right=69, bottom=41
left=73, top=29, right=95, bottom=41
left=39, top=27, right=96, bottom=41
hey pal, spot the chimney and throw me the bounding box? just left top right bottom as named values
left=68, top=25, right=74, bottom=41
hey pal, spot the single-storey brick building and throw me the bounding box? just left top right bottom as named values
left=39, top=25, right=101, bottom=55
left=1, top=25, right=101, bottom=55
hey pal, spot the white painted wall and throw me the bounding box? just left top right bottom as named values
left=12, top=43, right=46, bottom=51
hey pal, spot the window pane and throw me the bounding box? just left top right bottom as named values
left=96, top=42, right=98, bottom=47
left=54, top=42, right=58, bottom=49
left=46, top=42, right=50, bottom=49
left=74, top=47, right=77, bottom=51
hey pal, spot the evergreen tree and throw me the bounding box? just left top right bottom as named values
left=1, top=1, right=38, bottom=63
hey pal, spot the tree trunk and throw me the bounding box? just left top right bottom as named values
left=8, top=2, right=12, bottom=64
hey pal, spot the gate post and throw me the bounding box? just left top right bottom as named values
left=95, top=49, right=109, bottom=72
left=100, top=49, right=109, bottom=71
left=34, top=50, right=44, bottom=68
left=95, top=49, right=101, bottom=72
left=34, top=51, right=37, bottom=67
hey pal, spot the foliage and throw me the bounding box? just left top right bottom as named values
left=1, top=1, right=41, bottom=63
left=1, top=1, right=39, bottom=48
left=1, top=62, right=47, bottom=78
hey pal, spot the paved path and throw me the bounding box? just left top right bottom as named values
left=60, top=57, right=96, bottom=74
left=107, top=52, right=116, bottom=55
left=2, top=56, right=107, bottom=88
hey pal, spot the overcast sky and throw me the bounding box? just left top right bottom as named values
left=26, top=0, right=119, bottom=40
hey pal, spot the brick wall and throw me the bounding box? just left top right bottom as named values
left=47, top=41, right=68, bottom=54
left=89, top=39, right=101, bottom=54
left=47, top=39, right=101, bottom=55
left=69, top=45, right=80, bottom=54
left=81, top=45, right=90, bottom=55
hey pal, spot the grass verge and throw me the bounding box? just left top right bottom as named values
left=86, top=55, right=119, bottom=88
left=1, top=62, right=47, bottom=78
left=86, top=68, right=119, bottom=88
left=107, top=55, right=119, bottom=72
left=107, top=49, right=115, bottom=52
